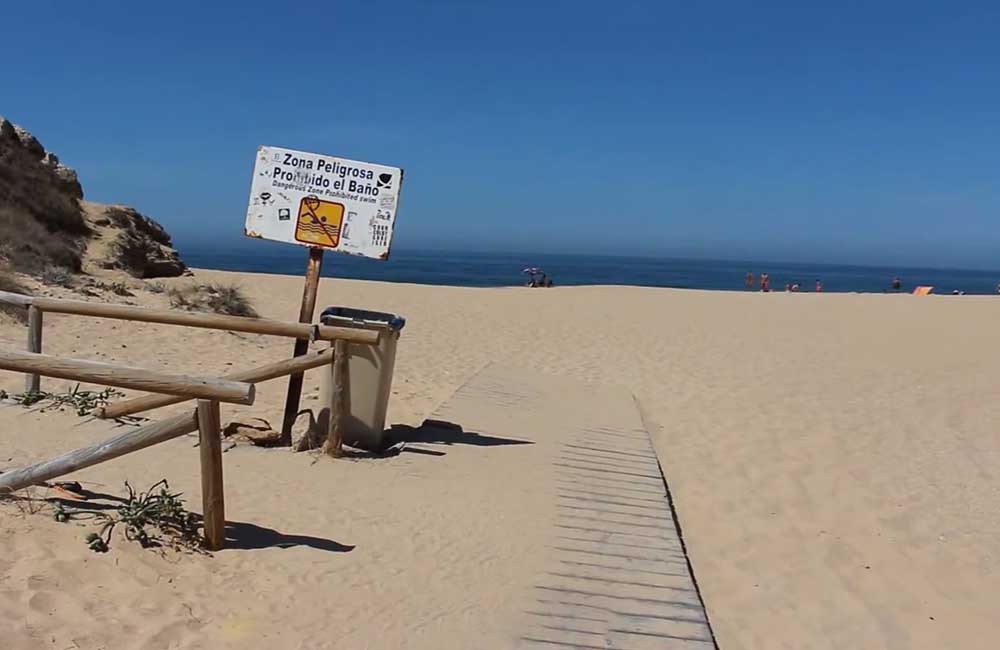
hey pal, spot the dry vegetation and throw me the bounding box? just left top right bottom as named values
left=0, top=205, right=86, bottom=274
left=0, top=261, right=27, bottom=322
left=0, top=119, right=89, bottom=274
left=40, top=264, right=74, bottom=287
left=1, top=122, right=185, bottom=284
left=168, top=283, right=258, bottom=317
left=109, top=228, right=164, bottom=277
left=103, top=206, right=187, bottom=278
left=0, top=145, right=86, bottom=236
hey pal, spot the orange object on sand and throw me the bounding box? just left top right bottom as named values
left=47, top=481, right=87, bottom=501
left=912, top=286, right=934, bottom=295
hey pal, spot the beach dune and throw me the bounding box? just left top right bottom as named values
left=1, top=271, right=999, bottom=649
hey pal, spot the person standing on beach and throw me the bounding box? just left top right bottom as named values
left=746, top=271, right=754, bottom=289
left=892, top=276, right=902, bottom=291
left=760, top=272, right=770, bottom=292
left=815, top=279, right=823, bottom=292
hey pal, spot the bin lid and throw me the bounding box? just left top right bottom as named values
left=321, top=306, right=406, bottom=331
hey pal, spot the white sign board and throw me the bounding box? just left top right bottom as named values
left=245, top=145, right=403, bottom=260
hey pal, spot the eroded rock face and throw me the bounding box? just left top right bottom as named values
left=0, top=116, right=88, bottom=270
left=0, top=115, right=187, bottom=279
left=101, top=206, right=188, bottom=278
left=2, top=118, right=84, bottom=201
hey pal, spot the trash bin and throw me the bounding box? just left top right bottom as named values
left=319, top=307, right=405, bottom=450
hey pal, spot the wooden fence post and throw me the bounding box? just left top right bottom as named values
left=25, top=306, right=42, bottom=393
left=197, top=399, right=226, bottom=551
left=322, top=340, right=349, bottom=457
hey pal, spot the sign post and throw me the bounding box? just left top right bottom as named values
left=279, top=246, right=324, bottom=445
left=244, top=145, right=403, bottom=445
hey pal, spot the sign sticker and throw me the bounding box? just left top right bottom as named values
left=245, top=146, right=403, bottom=260
left=295, top=196, right=343, bottom=247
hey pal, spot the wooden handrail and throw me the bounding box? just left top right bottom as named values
left=97, top=348, right=337, bottom=419
left=0, top=350, right=255, bottom=405
left=0, top=410, right=199, bottom=493
left=0, top=291, right=378, bottom=345
left=0, top=290, right=32, bottom=308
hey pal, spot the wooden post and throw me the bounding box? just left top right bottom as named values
left=322, top=340, right=349, bottom=457
left=280, top=247, right=325, bottom=445
left=197, top=399, right=225, bottom=551
left=97, top=348, right=337, bottom=420
left=0, top=410, right=198, bottom=493
left=25, top=305, right=42, bottom=393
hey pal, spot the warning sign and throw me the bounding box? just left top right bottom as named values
left=295, top=197, right=343, bottom=247
left=244, top=146, right=403, bottom=260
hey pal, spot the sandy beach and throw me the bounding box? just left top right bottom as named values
left=2, top=270, right=999, bottom=649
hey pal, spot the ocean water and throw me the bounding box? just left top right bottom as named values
left=176, top=241, right=1000, bottom=295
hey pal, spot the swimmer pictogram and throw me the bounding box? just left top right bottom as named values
left=294, top=196, right=344, bottom=248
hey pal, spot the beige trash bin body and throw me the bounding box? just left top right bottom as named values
left=319, top=308, right=404, bottom=450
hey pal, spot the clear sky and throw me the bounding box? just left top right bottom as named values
left=3, top=1, right=998, bottom=268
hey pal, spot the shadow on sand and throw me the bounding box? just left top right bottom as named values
left=222, top=520, right=355, bottom=553
left=332, top=419, right=533, bottom=460
left=386, top=419, right=534, bottom=449
left=17, top=488, right=354, bottom=554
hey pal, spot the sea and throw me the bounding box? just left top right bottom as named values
left=176, top=241, right=1000, bottom=295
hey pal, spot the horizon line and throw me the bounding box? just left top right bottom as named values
left=173, top=242, right=1000, bottom=276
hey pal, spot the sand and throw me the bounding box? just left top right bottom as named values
left=2, top=270, right=999, bottom=649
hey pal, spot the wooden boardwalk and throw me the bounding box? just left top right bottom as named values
left=431, top=365, right=717, bottom=649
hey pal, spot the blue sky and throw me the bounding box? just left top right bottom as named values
left=3, top=1, right=998, bottom=268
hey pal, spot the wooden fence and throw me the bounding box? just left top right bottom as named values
left=2, top=292, right=379, bottom=351
left=0, top=290, right=371, bottom=445
left=0, top=291, right=370, bottom=549
left=0, top=354, right=251, bottom=549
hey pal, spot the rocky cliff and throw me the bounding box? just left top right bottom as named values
left=0, top=116, right=187, bottom=279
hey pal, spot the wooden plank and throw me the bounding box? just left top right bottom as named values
left=0, top=290, right=33, bottom=308
left=322, top=340, right=349, bottom=457
left=423, top=364, right=715, bottom=649
left=0, top=350, right=255, bottom=405
left=0, top=410, right=198, bottom=493
left=280, top=247, right=325, bottom=445
left=96, top=348, right=337, bottom=419
left=197, top=399, right=226, bottom=551
left=23, top=295, right=377, bottom=344
left=24, top=306, right=42, bottom=393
